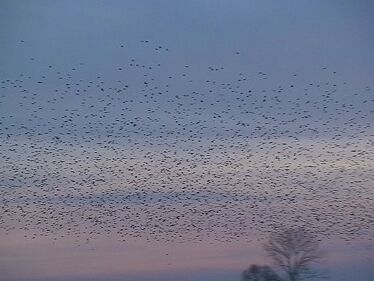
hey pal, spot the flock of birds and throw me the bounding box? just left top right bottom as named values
left=0, top=40, right=373, bottom=245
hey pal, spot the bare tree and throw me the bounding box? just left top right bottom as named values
left=241, top=264, right=282, bottom=281
left=263, top=227, right=324, bottom=281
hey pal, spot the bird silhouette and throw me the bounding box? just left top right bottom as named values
left=0, top=39, right=373, bottom=245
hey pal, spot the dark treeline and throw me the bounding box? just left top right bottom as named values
left=241, top=227, right=326, bottom=281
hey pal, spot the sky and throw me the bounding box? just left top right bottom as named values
left=0, top=1, right=374, bottom=281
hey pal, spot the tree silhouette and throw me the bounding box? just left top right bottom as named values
left=263, top=227, right=324, bottom=281
left=241, top=264, right=282, bottom=281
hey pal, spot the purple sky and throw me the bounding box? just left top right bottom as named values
left=0, top=1, right=374, bottom=281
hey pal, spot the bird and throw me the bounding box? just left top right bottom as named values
left=0, top=38, right=373, bottom=247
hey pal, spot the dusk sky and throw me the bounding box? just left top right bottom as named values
left=0, top=1, right=374, bottom=281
